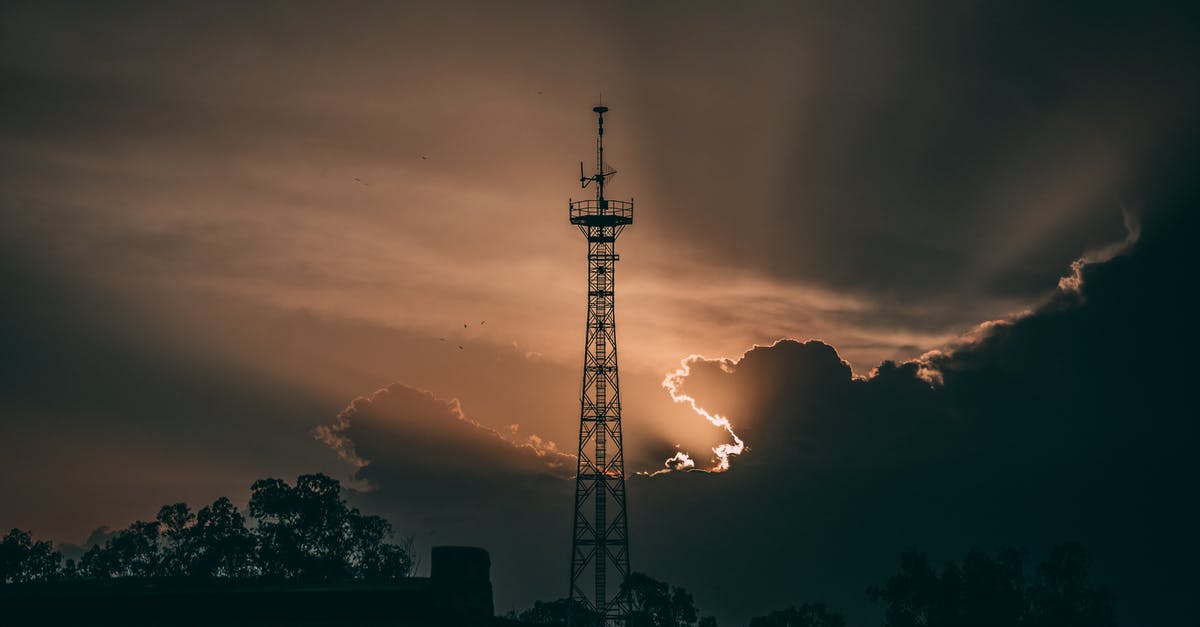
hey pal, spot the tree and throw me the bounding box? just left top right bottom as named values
left=515, top=597, right=602, bottom=627
left=248, top=473, right=412, bottom=581
left=622, top=572, right=699, bottom=627
left=188, top=497, right=256, bottom=578
left=250, top=474, right=350, bottom=579
left=515, top=575, right=694, bottom=627
left=869, top=544, right=1115, bottom=627
left=57, top=473, right=411, bottom=584
left=155, top=502, right=195, bottom=577
left=79, top=520, right=160, bottom=578
left=748, top=604, right=845, bottom=627
left=1026, top=544, right=1115, bottom=627
left=0, top=529, right=62, bottom=583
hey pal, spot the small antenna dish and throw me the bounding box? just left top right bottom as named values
left=593, top=105, right=609, bottom=114
left=602, top=161, right=617, bottom=183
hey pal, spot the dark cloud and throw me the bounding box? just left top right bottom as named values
left=636, top=195, right=1197, bottom=625
left=57, top=526, right=118, bottom=563
left=316, top=383, right=574, bottom=485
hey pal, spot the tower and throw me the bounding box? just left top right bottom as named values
left=568, top=105, right=633, bottom=626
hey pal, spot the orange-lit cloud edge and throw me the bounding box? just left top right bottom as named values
left=639, top=210, right=1142, bottom=476
left=315, top=383, right=576, bottom=488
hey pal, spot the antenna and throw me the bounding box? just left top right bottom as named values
left=581, top=105, right=616, bottom=200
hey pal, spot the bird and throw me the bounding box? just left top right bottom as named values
left=353, top=177, right=370, bottom=186
left=537, top=90, right=543, bottom=95
left=421, top=155, right=429, bottom=160
left=463, top=323, right=468, bottom=328
left=439, top=337, right=446, bottom=342
left=480, top=320, right=486, bottom=325
left=458, top=345, right=464, bottom=350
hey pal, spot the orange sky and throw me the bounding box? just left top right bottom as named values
left=2, top=0, right=1188, bottom=553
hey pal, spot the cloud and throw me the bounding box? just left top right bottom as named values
left=1057, top=209, right=1142, bottom=293
left=641, top=451, right=697, bottom=477
left=659, top=356, right=747, bottom=472
left=634, top=199, right=1197, bottom=625
left=315, top=383, right=575, bottom=489
left=652, top=201, right=1148, bottom=476
left=57, top=526, right=118, bottom=563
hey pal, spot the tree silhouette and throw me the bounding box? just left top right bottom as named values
left=79, top=520, right=160, bottom=578
left=188, top=497, right=256, bottom=578
left=513, top=597, right=602, bottom=627
left=0, top=529, right=61, bottom=583
left=248, top=473, right=412, bottom=581
left=5, top=473, right=414, bottom=584
left=0, top=478, right=1123, bottom=627
left=513, top=574, right=697, bottom=627
left=869, top=544, right=1115, bottom=627
left=155, top=502, right=195, bottom=576
left=620, top=572, right=698, bottom=627
left=1026, top=544, right=1116, bottom=627
left=748, top=604, right=845, bottom=627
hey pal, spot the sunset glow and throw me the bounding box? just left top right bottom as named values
left=661, top=356, right=747, bottom=473
left=2, top=3, right=1196, bottom=625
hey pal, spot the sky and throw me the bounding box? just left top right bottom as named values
left=1, top=1, right=1198, bottom=625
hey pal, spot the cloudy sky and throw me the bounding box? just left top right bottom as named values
left=1, top=2, right=1197, bottom=625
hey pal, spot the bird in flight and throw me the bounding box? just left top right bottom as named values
left=353, top=177, right=370, bottom=186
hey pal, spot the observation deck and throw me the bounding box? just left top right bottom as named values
left=569, top=198, right=634, bottom=227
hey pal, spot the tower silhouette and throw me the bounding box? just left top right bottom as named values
left=568, top=104, right=632, bottom=627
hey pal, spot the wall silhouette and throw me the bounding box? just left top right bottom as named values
left=0, top=544, right=493, bottom=626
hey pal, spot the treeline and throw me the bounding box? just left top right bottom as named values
left=0, top=474, right=413, bottom=583
left=511, top=543, right=1116, bottom=627
left=3, top=474, right=1118, bottom=626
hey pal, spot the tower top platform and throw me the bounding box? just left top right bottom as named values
left=569, top=198, right=633, bottom=227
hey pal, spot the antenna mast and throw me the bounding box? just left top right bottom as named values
left=579, top=105, right=617, bottom=202
left=567, top=104, right=633, bottom=627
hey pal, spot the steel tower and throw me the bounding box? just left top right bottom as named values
left=568, top=104, right=633, bottom=627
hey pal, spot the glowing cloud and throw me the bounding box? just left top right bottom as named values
left=916, top=212, right=1143, bottom=385
left=640, top=451, right=697, bottom=477
left=659, top=355, right=747, bottom=473
left=1058, top=209, right=1141, bottom=293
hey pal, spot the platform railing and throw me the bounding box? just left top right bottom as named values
left=569, top=199, right=634, bottom=224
